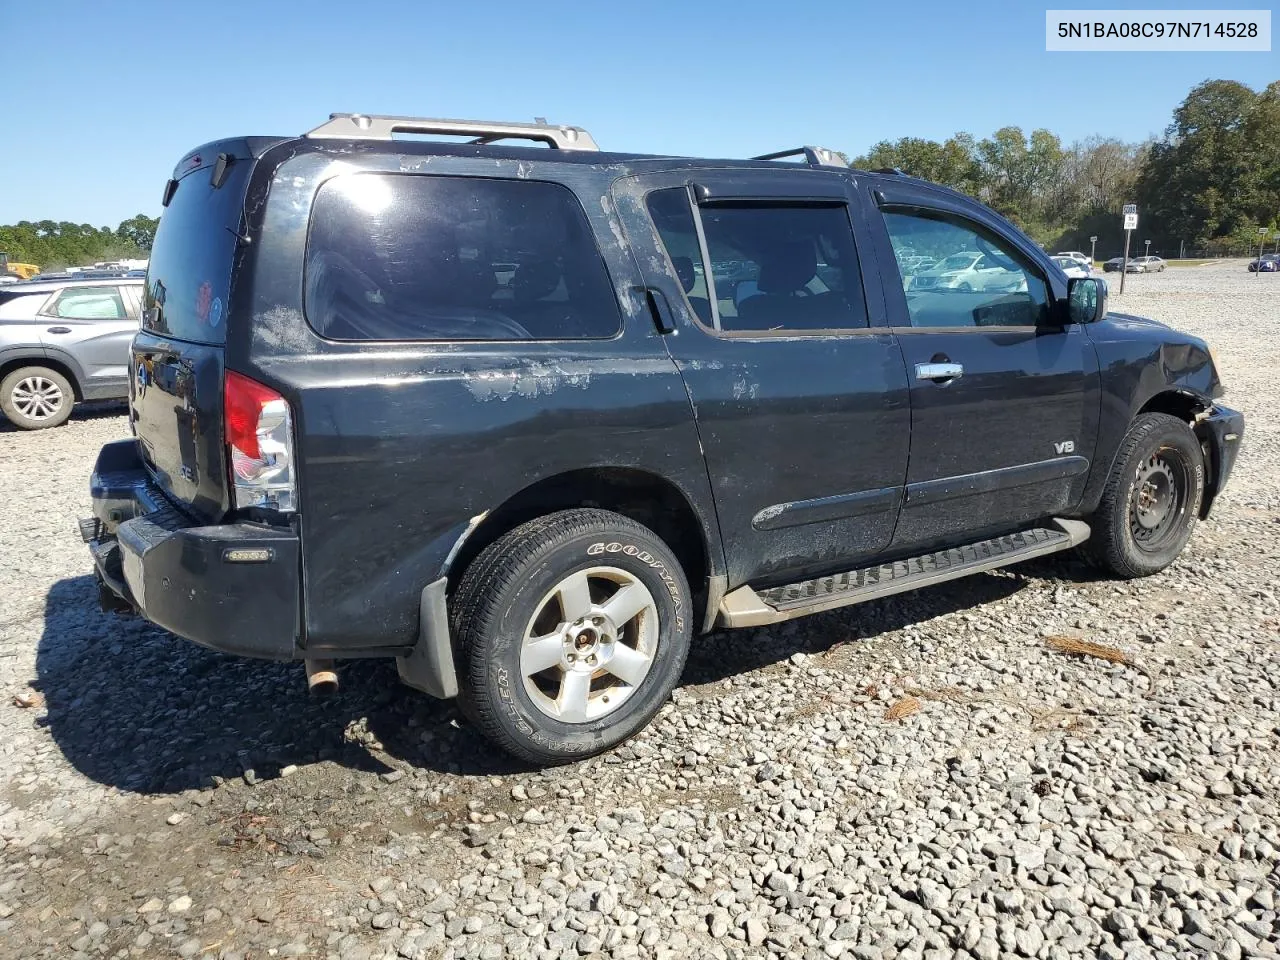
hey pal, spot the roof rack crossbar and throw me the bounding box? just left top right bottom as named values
left=305, top=114, right=599, bottom=151
left=752, top=145, right=846, bottom=169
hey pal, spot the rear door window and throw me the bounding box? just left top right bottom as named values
left=646, top=189, right=868, bottom=334
left=305, top=174, right=621, bottom=342
left=42, top=285, right=128, bottom=320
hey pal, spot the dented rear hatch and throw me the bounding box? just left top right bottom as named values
left=131, top=142, right=261, bottom=522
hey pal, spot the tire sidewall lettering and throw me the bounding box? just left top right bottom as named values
left=587, top=541, right=684, bottom=632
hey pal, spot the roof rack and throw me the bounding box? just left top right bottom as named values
left=305, top=113, right=599, bottom=151
left=752, top=146, right=846, bottom=169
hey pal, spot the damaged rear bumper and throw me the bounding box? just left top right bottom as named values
left=84, top=439, right=301, bottom=660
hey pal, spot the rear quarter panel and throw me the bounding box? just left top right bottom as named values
left=237, top=145, right=720, bottom=653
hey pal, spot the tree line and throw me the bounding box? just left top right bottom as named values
left=0, top=215, right=158, bottom=271
left=851, top=79, right=1279, bottom=258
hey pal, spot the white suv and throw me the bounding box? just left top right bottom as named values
left=1055, top=251, right=1092, bottom=268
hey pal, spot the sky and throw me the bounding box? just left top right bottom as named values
left=1, top=0, right=1274, bottom=226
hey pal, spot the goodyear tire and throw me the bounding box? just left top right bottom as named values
left=1081, top=413, right=1204, bottom=579
left=451, top=508, right=692, bottom=765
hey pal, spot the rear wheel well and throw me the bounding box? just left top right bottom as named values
left=448, top=468, right=713, bottom=625
left=0, top=356, right=82, bottom=401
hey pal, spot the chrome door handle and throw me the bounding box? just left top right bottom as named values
left=46, top=326, right=72, bottom=334
left=915, top=362, right=963, bottom=381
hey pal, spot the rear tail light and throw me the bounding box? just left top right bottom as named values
left=224, top=370, right=296, bottom=512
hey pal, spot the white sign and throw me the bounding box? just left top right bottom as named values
left=1260, top=227, right=1270, bottom=236
left=1122, top=203, right=1137, bottom=215
left=1124, top=213, right=1138, bottom=230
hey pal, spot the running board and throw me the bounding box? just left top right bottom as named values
left=717, top=519, right=1090, bottom=628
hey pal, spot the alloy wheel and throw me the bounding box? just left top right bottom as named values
left=11, top=376, right=65, bottom=421
left=520, top=566, right=659, bottom=723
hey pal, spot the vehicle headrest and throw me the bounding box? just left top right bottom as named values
left=758, top=241, right=816, bottom=294
left=671, top=255, right=696, bottom=293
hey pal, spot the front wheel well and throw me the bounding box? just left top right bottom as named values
left=0, top=356, right=83, bottom=401
left=446, top=468, right=714, bottom=626
left=1136, top=391, right=1221, bottom=518
left=1137, top=389, right=1208, bottom=424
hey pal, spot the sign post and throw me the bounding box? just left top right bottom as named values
left=1120, top=204, right=1138, bottom=294
left=1089, top=235, right=1097, bottom=266
left=1144, top=239, right=1151, bottom=260
left=1259, top=227, right=1269, bottom=279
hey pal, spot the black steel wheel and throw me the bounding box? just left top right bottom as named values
left=1128, top=449, right=1192, bottom=554
left=1080, top=413, right=1205, bottom=579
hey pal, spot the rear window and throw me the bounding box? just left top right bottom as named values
left=304, top=174, right=621, bottom=341
left=142, top=159, right=252, bottom=344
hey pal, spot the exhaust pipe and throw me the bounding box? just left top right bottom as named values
left=305, top=659, right=338, bottom=695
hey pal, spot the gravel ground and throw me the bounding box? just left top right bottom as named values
left=1, top=261, right=1277, bottom=960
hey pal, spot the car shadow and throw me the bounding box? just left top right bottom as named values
left=1015, top=552, right=1106, bottom=585
left=38, top=561, right=1057, bottom=793
left=682, top=569, right=1031, bottom=686
left=35, top=575, right=523, bottom=794
left=0, top=400, right=127, bottom=433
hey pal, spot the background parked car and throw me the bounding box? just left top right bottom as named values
left=908, top=251, right=1020, bottom=292
left=1054, top=251, right=1091, bottom=268
left=1126, top=256, right=1167, bottom=273
left=1103, top=257, right=1126, bottom=272
left=1248, top=254, right=1278, bottom=272
left=1051, top=255, right=1092, bottom=279
left=0, top=276, right=142, bottom=429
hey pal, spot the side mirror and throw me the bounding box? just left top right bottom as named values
left=1067, top=276, right=1107, bottom=324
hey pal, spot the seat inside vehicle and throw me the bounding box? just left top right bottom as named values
left=735, top=240, right=849, bottom=331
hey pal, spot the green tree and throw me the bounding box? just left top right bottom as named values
left=0, top=214, right=158, bottom=271
left=116, top=214, right=159, bottom=251
left=853, top=135, right=982, bottom=194
left=1135, top=80, right=1273, bottom=251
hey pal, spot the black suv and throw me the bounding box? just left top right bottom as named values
left=85, top=114, right=1243, bottom=764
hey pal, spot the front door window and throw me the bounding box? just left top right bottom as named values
left=884, top=211, right=1049, bottom=328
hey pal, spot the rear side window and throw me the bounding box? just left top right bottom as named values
left=43, top=286, right=127, bottom=320
left=143, top=158, right=252, bottom=344
left=305, top=174, right=621, bottom=341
